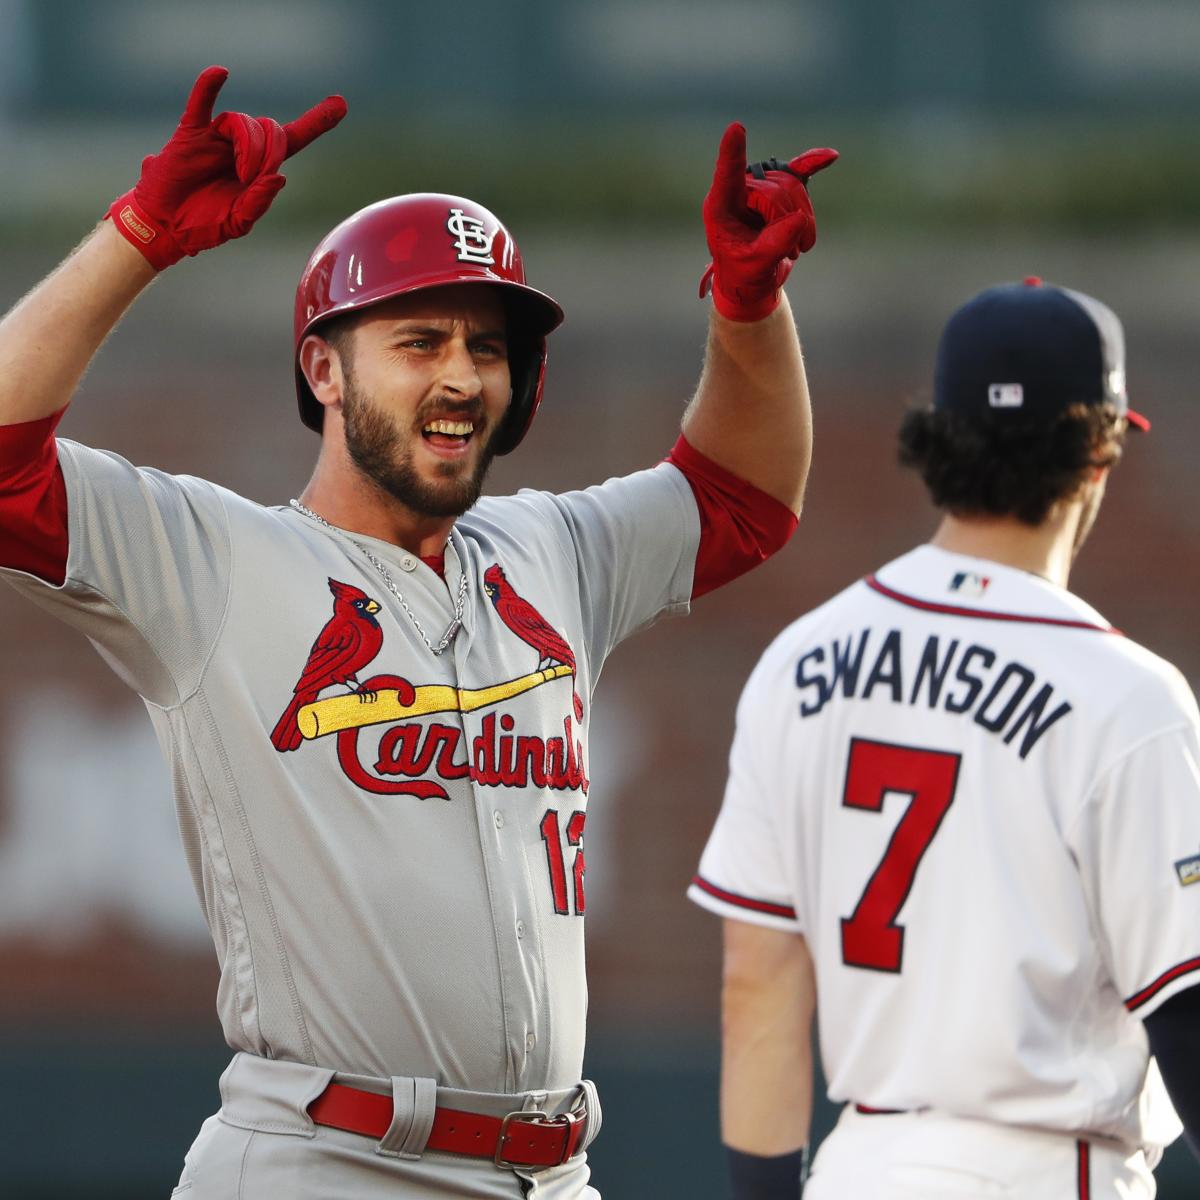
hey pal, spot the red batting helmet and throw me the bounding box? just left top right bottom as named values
left=294, top=193, right=564, bottom=454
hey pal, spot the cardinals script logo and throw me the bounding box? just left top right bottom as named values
left=270, top=571, right=587, bottom=800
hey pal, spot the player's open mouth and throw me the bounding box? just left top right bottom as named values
left=421, top=418, right=476, bottom=454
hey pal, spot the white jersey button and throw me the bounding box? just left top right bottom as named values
left=399, top=554, right=418, bottom=572
left=516, top=920, right=526, bottom=939
left=526, top=1033, right=536, bottom=1051
left=493, top=811, right=504, bottom=829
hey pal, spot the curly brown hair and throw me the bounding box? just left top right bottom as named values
left=897, top=403, right=1127, bottom=526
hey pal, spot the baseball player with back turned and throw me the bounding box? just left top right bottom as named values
left=0, top=67, right=836, bottom=1198
left=690, top=279, right=1200, bottom=1199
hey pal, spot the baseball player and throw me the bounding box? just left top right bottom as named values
left=690, top=279, right=1200, bottom=1199
left=0, top=66, right=835, bottom=1198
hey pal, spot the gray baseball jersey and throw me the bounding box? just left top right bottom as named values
left=5, top=438, right=700, bottom=1094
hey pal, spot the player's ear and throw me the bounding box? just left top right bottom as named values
left=299, top=333, right=346, bottom=410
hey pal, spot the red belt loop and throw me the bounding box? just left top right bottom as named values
left=1076, top=1140, right=1091, bottom=1200
left=307, top=1081, right=588, bottom=1169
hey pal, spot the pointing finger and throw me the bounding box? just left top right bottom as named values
left=284, top=95, right=349, bottom=158
left=179, top=65, right=230, bottom=129
left=786, top=147, right=839, bottom=182
left=709, top=122, right=749, bottom=211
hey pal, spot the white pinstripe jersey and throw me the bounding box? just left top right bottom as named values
left=690, top=545, right=1200, bottom=1152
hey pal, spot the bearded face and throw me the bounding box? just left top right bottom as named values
left=342, top=374, right=502, bottom=518
left=327, top=286, right=513, bottom=520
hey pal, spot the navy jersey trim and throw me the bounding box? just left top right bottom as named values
left=1125, top=956, right=1200, bottom=1012
left=865, top=575, right=1119, bottom=634
left=691, top=875, right=797, bottom=920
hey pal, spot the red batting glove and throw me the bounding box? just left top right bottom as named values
left=744, top=149, right=839, bottom=230
left=107, top=66, right=347, bottom=270
left=699, top=123, right=838, bottom=322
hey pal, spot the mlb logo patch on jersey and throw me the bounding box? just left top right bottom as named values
left=1175, top=853, right=1200, bottom=887
left=988, top=382, right=1024, bottom=408
left=949, top=571, right=990, bottom=598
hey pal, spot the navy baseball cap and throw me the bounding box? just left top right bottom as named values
left=933, top=277, right=1150, bottom=432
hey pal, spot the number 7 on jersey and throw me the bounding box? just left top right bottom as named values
left=840, top=738, right=962, bottom=973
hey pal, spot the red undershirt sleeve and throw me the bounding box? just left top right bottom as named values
left=0, top=423, right=791, bottom=597
left=666, top=434, right=798, bottom=600
left=0, top=407, right=70, bottom=586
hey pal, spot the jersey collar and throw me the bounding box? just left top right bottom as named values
left=867, top=546, right=1117, bottom=634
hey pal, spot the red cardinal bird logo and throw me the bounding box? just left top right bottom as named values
left=271, top=579, right=385, bottom=752
left=483, top=563, right=583, bottom=721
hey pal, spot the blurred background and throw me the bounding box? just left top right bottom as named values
left=0, top=1, right=1198, bottom=1195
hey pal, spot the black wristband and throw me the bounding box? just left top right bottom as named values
left=1144, top=984, right=1200, bottom=1162
left=726, top=1144, right=808, bottom=1200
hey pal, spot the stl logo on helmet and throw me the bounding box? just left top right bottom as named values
left=446, top=207, right=496, bottom=264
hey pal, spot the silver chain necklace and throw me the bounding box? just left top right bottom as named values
left=288, top=499, right=468, bottom=656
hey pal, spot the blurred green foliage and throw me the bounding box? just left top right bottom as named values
left=290, top=118, right=1200, bottom=235
left=2, top=117, right=1197, bottom=248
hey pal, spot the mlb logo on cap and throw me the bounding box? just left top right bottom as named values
left=934, top=277, right=1150, bottom=431
left=988, top=383, right=1024, bottom=409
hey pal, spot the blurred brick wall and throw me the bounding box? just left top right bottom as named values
left=1, top=233, right=1195, bottom=1039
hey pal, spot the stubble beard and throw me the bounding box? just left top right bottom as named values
left=342, top=377, right=500, bottom=519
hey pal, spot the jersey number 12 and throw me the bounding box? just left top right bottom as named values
left=541, top=808, right=586, bottom=916
left=840, top=738, right=961, bottom=973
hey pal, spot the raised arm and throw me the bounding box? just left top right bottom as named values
left=0, top=224, right=155, bottom=425
left=0, top=65, right=346, bottom=427
left=683, top=297, right=811, bottom=514
left=682, top=125, right=836, bottom=514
